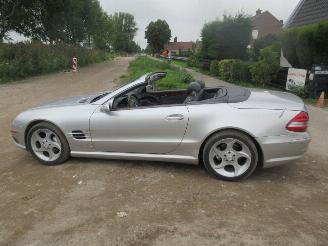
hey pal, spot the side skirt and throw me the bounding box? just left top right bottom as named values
left=70, top=151, right=199, bottom=165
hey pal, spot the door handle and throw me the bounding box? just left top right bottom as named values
left=166, top=114, right=184, bottom=121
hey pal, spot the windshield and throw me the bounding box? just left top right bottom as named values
left=90, top=92, right=110, bottom=103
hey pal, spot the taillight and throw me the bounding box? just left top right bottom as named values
left=286, top=111, right=309, bottom=132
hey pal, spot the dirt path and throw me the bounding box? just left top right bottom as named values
left=0, top=58, right=328, bottom=246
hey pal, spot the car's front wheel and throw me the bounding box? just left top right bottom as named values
left=203, top=130, right=258, bottom=181
left=27, top=122, right=70, bottom=165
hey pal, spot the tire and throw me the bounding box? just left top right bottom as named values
left=27, top=122, right=70, bottom=165
left=202, top=130, right=258, bottom=181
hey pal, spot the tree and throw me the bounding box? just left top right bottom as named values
left=1, top=1, right=139, bottom=53
left=110, top=12, right=138, bottom=52
left=127, top=40, right=141, bottom=53
left=145, top=19, right=171, bottom=53
left=252, top=34, right=279, bottom=59
left=200, top=13, right=252, bottom=60
left=92, top=13, right=113, bottom=50
left=0, top=0, right=38, bottom=42
left=250, top=45, right=280, bottom=86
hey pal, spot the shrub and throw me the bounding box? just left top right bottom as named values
left=250, top=45, right=280, bottom=86
left=288, top=84, right=306, bottom=98
left=179, top=72, right=193, bottom=83
left=209, top=60, right=219, bottom=76
left=187, top=53, right=201, bottom=68
left=218, top=59, right=238, bottom=80
left=230, top=60, right=251, bottom=82
left=253, top=34, right=279, bottom=59
left=0, top=41, right=108, bottom=83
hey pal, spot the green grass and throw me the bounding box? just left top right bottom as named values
left=123, top=57, right=193, bottom=90
left=304, top=99, right=328, bottom=108
left=172, top=59, right=284, bottom=91
left=171, top=60, right=188, bottom=68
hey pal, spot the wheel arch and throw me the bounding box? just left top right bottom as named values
left=24, top=120, right=66, bottom=151
left=198, top=127, right=263, bottom=168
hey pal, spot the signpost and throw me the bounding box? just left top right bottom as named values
left=286, top=68, right=307, bottom=90
left=72, top=56, right=78, bottom=72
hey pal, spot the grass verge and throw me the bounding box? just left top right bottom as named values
left=0, top=42, right=112, bottom=84
left=122, top=56, right=193, bottom=90
left=304, top=99, right=328, bottom=108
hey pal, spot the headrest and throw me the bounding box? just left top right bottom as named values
left=196, top=80, right=205, bottom=89
left=188, top=81, right=202, bottom=93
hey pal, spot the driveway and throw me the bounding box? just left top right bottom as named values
left=0, top=58, right=327, bottom=246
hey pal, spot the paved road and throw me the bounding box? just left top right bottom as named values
left=0, top=57, right=327, bottom=245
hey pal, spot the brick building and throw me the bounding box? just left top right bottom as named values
left=251, top=9, right=283, bottom=39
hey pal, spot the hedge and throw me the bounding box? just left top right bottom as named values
left=0, top=41, right=108, bottom=83
left=281, top=20, right=328, bottom=68
left=216, top=59, right=250, bottom=82
left=250, top=45, right=280, bottom=86
left=218, top=59, right=237, bottom=80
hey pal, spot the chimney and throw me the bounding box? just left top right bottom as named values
left=256, top=9, right=262, bottom=15
left=174, top=36, right=177, bottom=43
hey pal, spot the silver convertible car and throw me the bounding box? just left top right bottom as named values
left=11, top=72, right=311, bottom=181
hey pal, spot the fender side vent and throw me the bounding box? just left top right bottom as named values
left=71, top=130, right=86, bottom=140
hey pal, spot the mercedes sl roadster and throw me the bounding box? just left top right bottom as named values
left=11, top=72, right=311, bottom=181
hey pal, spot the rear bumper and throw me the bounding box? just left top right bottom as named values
left=258, top=132, right=311, bottom=168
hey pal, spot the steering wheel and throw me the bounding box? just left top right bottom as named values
left=128, top=95, right=139, bottom=108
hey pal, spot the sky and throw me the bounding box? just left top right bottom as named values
left=99, top=0, right=300, bottom=48
left=10, top=0, right=300, bottom=48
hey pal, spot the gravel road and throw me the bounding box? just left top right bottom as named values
left=0, top=57, right=327, bottom=246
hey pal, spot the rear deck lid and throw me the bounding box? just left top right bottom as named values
left=229, top=88, right=305, bottom=110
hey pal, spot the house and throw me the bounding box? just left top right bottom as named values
left=284, top=0, right=328, bottom=28
left=165, top=37, right=195, bottom=57
left=251, top=9, right=283, bottom=40
left=280, top=0, right=328, bottom=68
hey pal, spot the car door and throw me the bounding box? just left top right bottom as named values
left=90, top=105, right=189, bottom=154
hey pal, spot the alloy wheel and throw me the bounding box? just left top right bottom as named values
left=209, top=137, right=252, bottom=178
left=30, top=128, right=62, bottom=162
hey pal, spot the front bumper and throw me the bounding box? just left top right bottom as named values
left=258, top=132, right=311, bottom=168
left=11, top=129, right=26, bottom=150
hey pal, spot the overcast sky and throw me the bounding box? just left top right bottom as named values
left=100, top=0, right=300, bottom=48
left=10, top=0, right=300, bottom=47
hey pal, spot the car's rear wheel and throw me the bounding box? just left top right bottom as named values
left=27, top=122, right=70, bottom=165
left=203, top=130, right=258, bottom=181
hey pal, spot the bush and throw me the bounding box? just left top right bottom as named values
left=288, top=84, right=306, bottom=98
left=0, top=41, right=108, bottom=83
left=179, top=72, right=193, bottom=83
left=230, top=60, right=251, bottom=82
left=218, top=59, right=238, bottom=80
left=217, top=59, right=250, bottom=82
left=250, top=45, right=280, bottom=86
left=253, top=34, right=279, bottom=59
left=209, top=60, right=219, bottom=76
left=187, top=53, right=201, bottom=68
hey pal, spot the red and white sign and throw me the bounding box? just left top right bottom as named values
left=286, top=68, right=307, bottom=90
left=72, top=56, right=78, bottom=72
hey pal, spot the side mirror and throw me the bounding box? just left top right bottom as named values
left=101, top=99, right=113, bottom=113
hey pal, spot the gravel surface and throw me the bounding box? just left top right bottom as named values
left=0, top=57, right=327, bottom=246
